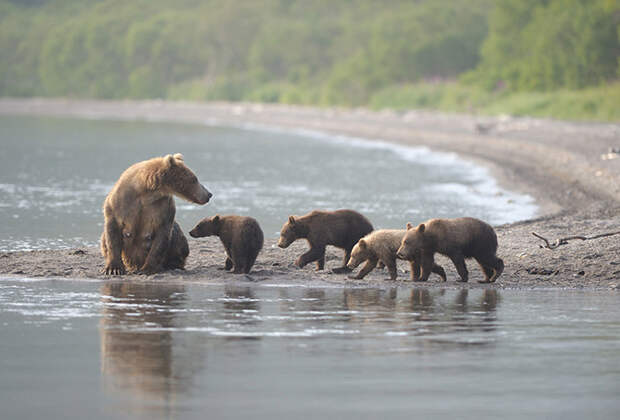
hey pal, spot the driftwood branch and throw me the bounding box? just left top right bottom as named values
left=531, top=230, right=620, bottom=250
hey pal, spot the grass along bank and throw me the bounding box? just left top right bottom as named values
left=369, top=82, right=620, bottom=122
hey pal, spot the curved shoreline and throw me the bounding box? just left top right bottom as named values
left=0, top=98, right=619, bottom=289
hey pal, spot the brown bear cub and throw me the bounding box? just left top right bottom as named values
left=190, top=215, right=264, bottom=274
left=396, top=217, right=504, bottom=283
left=278, top=209, right=374, bottom=273
left=347, top=229, right=446, bottom=281
left=101, top=153, right=212, bottom=275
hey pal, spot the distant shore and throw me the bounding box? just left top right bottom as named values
left=0, top=98, right=619, bottom=289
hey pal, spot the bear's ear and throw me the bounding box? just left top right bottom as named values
left=165, top=154, right=176, bottom=167
left=212, top=214, right=220, bottom=224
left=358, top=239, right=367, bottom=249
left=406, top=222, right=413, bottom=230
left=288, top=216, right=296, bottom=225
left=173, top=153, right=184, bottom=162
left=418, top=223, right=425, bottom=233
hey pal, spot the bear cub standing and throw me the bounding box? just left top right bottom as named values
left=347, top=229, right=446, bottom=281
left=396, top=217, right=504, bottom=283
left=101, top=153, right=211, bottom=275
left=277, top=209, right=373, bottom=273
left=190, top=215, right=264, bottom=274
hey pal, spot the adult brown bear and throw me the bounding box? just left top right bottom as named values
left=277, top=209, right=374, bottom=273
left=101, top=153, right=211, bottom=275
left=396, top=217, right=504, bottom=283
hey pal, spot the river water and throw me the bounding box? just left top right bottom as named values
left=0, top=115, right=536, bottom=251
left=0, top=278, right=619, bottom=419
left=1, top=115, right=618, bottom=419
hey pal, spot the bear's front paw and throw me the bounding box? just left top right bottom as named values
left=103, top=262, right=126, bottom=275
left=294, top=257, right=305, bottom=268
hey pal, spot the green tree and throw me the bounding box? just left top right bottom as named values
left=470, top=0, right=619, bottom=91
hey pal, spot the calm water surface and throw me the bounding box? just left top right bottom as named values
left=0, top=115, right=536, bottom=251
left=0, top=278, right=619, bottom=419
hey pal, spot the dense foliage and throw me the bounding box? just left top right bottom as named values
left=1, top=0, right=618, bottom=119
left=467, top=0, right=619, bottom=91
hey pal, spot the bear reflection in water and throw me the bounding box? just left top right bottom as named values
left=99, top=282, right=500, bottom=416
left=99, top=282, right=205, bottom=410
left=341, top=287, right=500, bottom=345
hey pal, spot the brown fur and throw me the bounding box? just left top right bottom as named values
left=190, top=215, right=264, bottom=274
left=101, top=153, right=211, bottom=275
left=347, top=229, right=446, bottom=281
left=277, top=209, right=374, bottom=272
left=396, top=217, right=504, bottom=283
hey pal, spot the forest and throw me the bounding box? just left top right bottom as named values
left=1, top=0, right=618, bottom=120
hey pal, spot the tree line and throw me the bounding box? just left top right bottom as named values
left=1, top=0, right=618, bottom=108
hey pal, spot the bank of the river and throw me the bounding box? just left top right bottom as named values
left=0, top=98, right=618, bottom=289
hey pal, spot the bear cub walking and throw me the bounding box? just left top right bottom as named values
left=347, top=229, right=446, bottom=281
left=190, top=215, right=264, bottom=274
left=396, top=217, right=504, bottom=283
left=278, top=209, right=373, bottom=273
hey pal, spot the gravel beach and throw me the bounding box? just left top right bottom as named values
left=0, top=98, right=619, bottom=289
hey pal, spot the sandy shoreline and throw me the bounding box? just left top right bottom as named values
left=0, top=98, right=619, bottom=289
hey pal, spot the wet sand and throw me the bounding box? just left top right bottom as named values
left=0, top=98, right=619, bottom=289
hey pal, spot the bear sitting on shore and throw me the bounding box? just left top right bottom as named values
left=190, top=215, right=264, bottom=274
left=101, top=153, right=212, bottom=275
left=347, top=229, right=446, bottom=281
left=396, top=217, right=504, bottom=283
left=277, top=209, right=374, bottom=273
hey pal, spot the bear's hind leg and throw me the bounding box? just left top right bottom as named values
left=243, top=249, right=260, bottom=274
left=476, top=263, right=495, bottom=283
left=475, top=255, right=504, bottom=283
left=491, top=258, right=504, bottom=282
left=164, top=222, right=189, bottom=270
left=230, top=247, right=245, bottom=274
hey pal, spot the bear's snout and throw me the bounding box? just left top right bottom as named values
left=195, top=185, right=212, bottom=205
left=189, top=227, right=200, bottom=238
